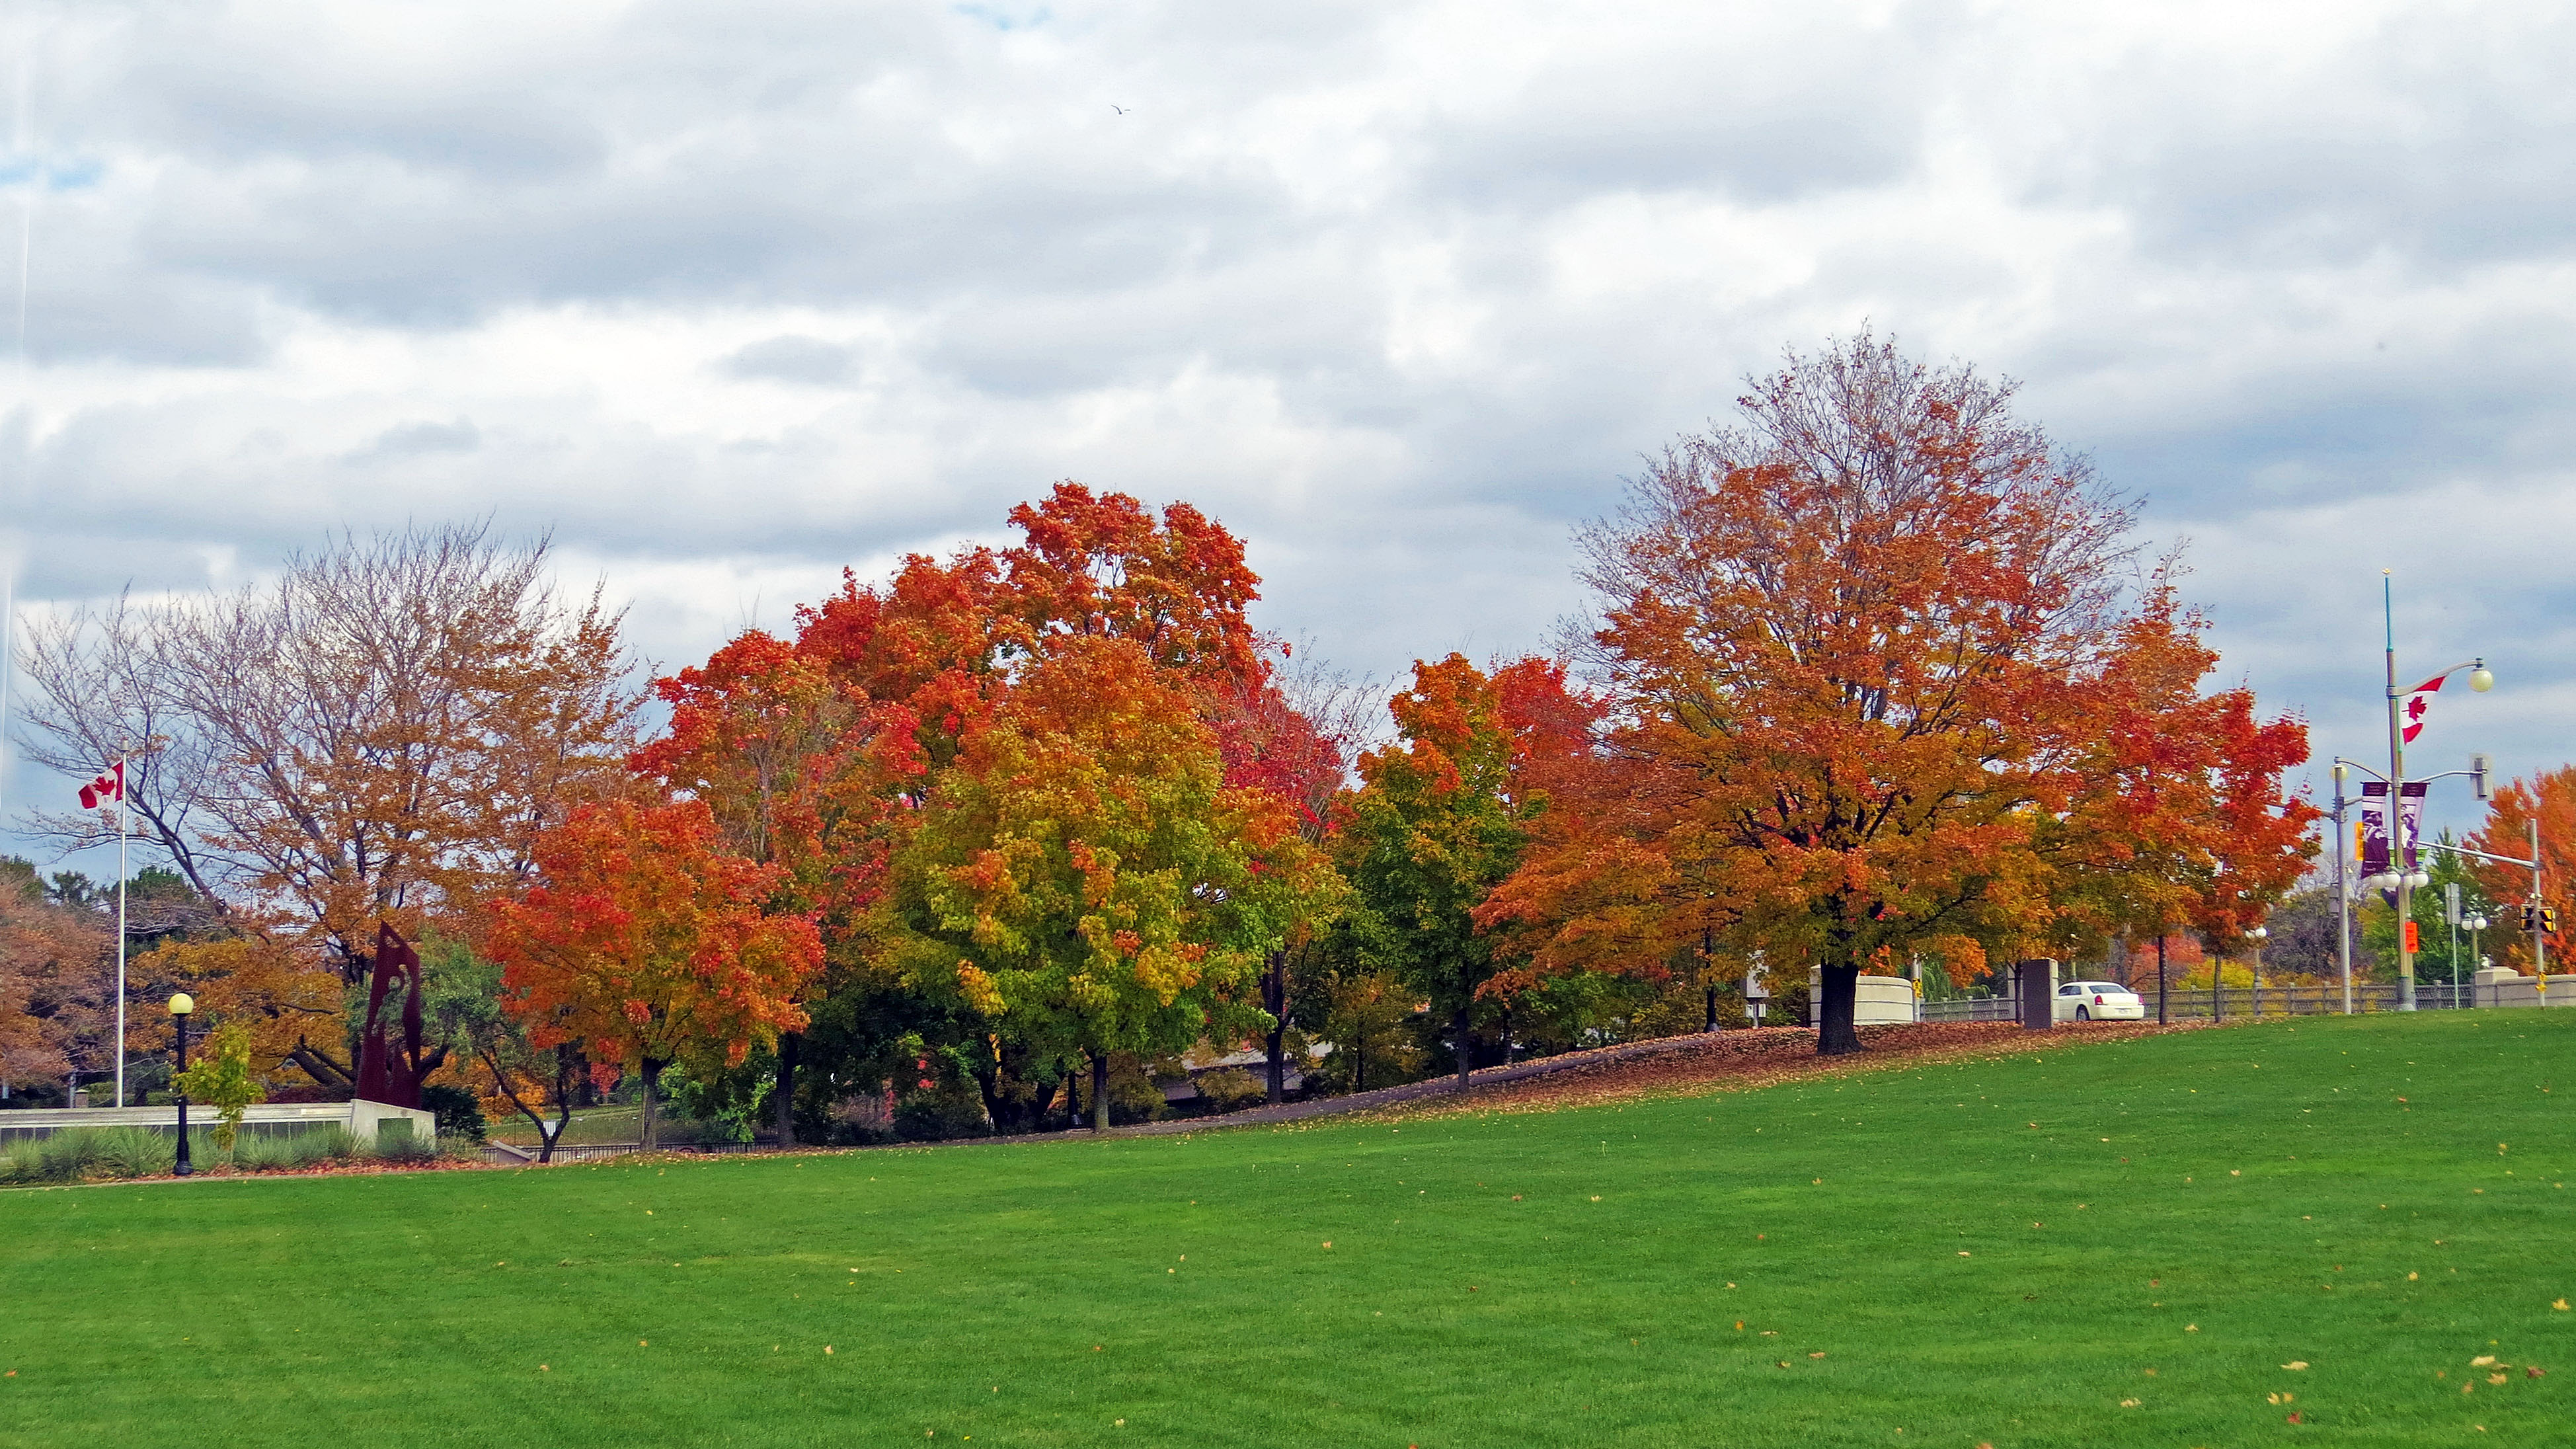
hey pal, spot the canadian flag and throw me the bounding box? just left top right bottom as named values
left=77, top=762, right=124, bottom=811
left=2400, top=676, right=2453, bottom=744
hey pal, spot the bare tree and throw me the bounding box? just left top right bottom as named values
left=9, top=522, right=646, bottom=1090
left=13, top=592, right=231, bottom=902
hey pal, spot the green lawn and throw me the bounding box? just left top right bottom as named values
left=5, top=1012, right=2571, bottom=1448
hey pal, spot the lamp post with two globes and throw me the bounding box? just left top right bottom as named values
left=2354, top=572, right=2494, bottom=1011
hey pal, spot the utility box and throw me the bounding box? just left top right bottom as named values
left=2016, top=959, right=2058, bottom=1031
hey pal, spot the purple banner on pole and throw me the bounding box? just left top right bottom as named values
left=2360, top=781, right=2389, bottom=877
left=2400, top=781, right=2427, bottom=870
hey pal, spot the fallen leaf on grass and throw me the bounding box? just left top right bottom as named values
left=1958, top=1251, right=1972, bottom=1257
left=1809, top=1352, right=1826, bottom=1359
left=2186, top=1325, right=2199, bottom=1333
left=2474, top=1356, right=2496, bottom=1366
left=2556, top=1299, right=2569, bottom=1311
left=2283, top=1361, right=2308, bottom=1370
left=2119, top=1399, right=2140, bottom=1408
left=2528, top=1367, right=2545, bottom=1379
left=2287, top=1411, right=2302, bottom=1423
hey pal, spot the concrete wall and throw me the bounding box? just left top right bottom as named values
left=0, top=1098, right=437, bottom=1146
left=2469, top=969, right=2576, bottom=1009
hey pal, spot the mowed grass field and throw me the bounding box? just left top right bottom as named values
left=5, top=1012, right=2572, bottom=1448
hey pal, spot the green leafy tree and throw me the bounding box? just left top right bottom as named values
left=174, top=1022, right=266, bottom=1154
left=878, top=636, right=1337, bottom=1130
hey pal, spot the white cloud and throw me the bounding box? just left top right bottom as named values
left=7, top=0, right=2575, bottom=855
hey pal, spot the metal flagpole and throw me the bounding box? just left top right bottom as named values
left=114, top=755, right=127, bottom=1107
left=2384, top=573, right=2417, bottom=1011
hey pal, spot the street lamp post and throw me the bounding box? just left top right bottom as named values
left=169, top=993, right=195, bottom=1177
left=2245, top=927, right=2269, bottom=1016
left=2372, top=572, right=2491, bottom=1011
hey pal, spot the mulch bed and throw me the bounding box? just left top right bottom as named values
left=1357, top=1019, right=2197, bottom=1122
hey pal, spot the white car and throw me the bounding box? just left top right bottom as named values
left=2052, top=980, right=2146, bottom=1022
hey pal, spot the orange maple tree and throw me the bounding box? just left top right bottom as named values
left=2468, top=767, right=2576, bottom=974
left=483, top=797, right=823, bottom=1147
left=1489, top=337, right=2312, bottom=1053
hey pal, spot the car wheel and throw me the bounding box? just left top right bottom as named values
left=2076, top=1006, right=2090, bottom=1021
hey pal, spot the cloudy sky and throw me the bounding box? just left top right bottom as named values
left=4, top=0, right=2571, bottom=861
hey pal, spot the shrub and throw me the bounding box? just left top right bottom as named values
left=1191, top=1068, right=1265, bottom=1111
left=0, top=1137, right=45, bottom=1184
left=894, top=1088, right=992, bottom=1142
left=93, top=1127, right=174, bottom=1179
left=420, top=1084, right=487, bottom=1143
left=235, top=1134, right=303, bottom=1173
left=370, top=1133, right=438, bottom=1165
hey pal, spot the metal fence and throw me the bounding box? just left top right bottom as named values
left=1920, top=982, right=2510, bottom=1023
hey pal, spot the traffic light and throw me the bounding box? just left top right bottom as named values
left=2545, top=907, right=2561, bottom=935
left=2526, top=905, right=2540, bottom=932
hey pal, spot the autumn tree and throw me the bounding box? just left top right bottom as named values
left=0, top=865, right=105, bottom=1099
left=1204, top=647, right=1376, bottom=1101
left=2468, top=767, right=2576, bottom=974
left=11, top=524, right=646, bottom=1097
left=2010, top=586, right=2316, bottom=1019
left=1345, top=654, right=1589, bottom=1090
left=483, top=797, right=824, bottom=1148
left=877, top=635, right=1335, bottom=1130
left=630, top=630, right=870, bottom=1143
left=1508, top=336, right=2310, bottom=1055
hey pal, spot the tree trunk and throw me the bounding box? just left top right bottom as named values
left=1091, top=1053, right=1111, bottom=1132
left=641, top=1060, right=665, bottom=1151
left=1815, top=963, right=1864, bottom=1056
left=1264, top=953, right=1287, bottom=1105
left=1705, top=984, right=1720, bottom=1033
left=773, top=1032, right=799, bottom=1147
left=1452, top=1005, right=1473, bottom=1092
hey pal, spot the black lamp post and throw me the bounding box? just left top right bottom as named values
left=169, top=993, right=195, bottom=1177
